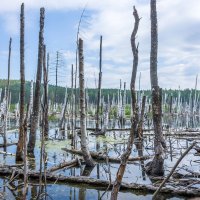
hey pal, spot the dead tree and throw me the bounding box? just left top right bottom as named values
left=95, top=35, right=102, bottom=132
left=28, top=8, right=45, bottom=155
left=43, top=45, right=49, bottom=138
left=78, top=38, right=95, bottom=167
left=145, top=0, right=166, bottom=176
left=74, top=6, right=86, bottom=131
left=54, top=51, right=59, bottom=106
left=137, top=95, right=146, bottom=139
left=3, top=37, right=12, bottom=150
left=110, top=6, right=140, bottom=200
left=59, top=86, right=68, bottom=130
left=71, top=64, right=75, bottom=143
left=23, top=103, right=29, bottom=197
left=16, top=3, right=25, bottom=161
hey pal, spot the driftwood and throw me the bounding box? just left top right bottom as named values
left=61, top=148, right=151, bottom=163
left=0, top=167, right=200, bottom=197
left=0, top=151, right=15, bottom=156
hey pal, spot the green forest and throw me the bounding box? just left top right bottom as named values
left=0, top=79, right=198, bottom=104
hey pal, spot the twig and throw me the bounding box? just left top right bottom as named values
left=153, top=141, right=197, bottom=199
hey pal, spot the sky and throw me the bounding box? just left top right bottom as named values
left=0, top=0, right=200, bottom=90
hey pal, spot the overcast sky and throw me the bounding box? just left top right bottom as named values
left=0, top=0, right=200, bottom=89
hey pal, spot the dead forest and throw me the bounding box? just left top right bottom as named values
left=1, top=1, right=200, bottom=200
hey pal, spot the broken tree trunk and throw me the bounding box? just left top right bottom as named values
left=78, top=38, right=95, bottom=167
left=145, top=0, right=166, bottom=177
left=28, top=8, right=45, bottom=155
left=110, top=6, right=140, bottom=200
left=16, top=3, right=25, bottom=162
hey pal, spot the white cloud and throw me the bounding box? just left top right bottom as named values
left=0, top=0, right=200, bottom=89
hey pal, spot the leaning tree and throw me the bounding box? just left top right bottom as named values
left=110, top=6, right=140, bottom=200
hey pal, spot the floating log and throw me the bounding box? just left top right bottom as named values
left=61, top=148, right=151, bottom=163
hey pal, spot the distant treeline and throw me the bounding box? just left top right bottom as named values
left=0, top=79, right=198, bottom=105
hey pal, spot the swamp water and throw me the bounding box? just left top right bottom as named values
left=0, top=119, right=199, bottom=200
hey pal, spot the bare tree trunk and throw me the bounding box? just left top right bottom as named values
left=145, top=0, right=166, bottom=177
left=137, top=95, right=146, bottom=139
left=59, top=86, right=68, bottom=130
left=99, top=103, right=109, bottom=134
left=169, top=95, right=172, bottom=114
left=110, top=7, right=140, bottom=200
left=96, top=35, right=102, bottom=132
left=78, top=38, right=95, bottom=167
left=71, top=64, right=75, bottom=145
left=55, top=51, right=58, bottom=109
left=74, top=7, right=86, bottom=131
left=43, top=45, right=49, bottom=138
left=3, top=38, right=12, bottom=150
left=23, top=103, right=29, bottom=198
left=28, top=8, right=45, bottom=155
left=16, top=3, right=25, bottom=162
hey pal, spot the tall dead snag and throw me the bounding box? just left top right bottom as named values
left=28, top=8, right=45, bottom=155
left=71, top=64, right=75, bottom=144
left=16, top=3, right=25, bottom=162
left=78, top=38, right=95, bottom=167
left=4, top=38, right=12, bottom=150
left=95, top=35, right=102, bottom=132
left=43, top=45, right=49, bottom=138
left=145, top=0, right=166, bottom=176
left=111, top=7, right=140, bottom=200
left=74, top=7, right=86, bottom=131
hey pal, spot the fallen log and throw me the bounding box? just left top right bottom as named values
left=0, top=167, right=200, bottom=197
left=0, top=164, right=23, bottom=168
left=47, top=158, right=81, bottom=173
left=61, top=148, right=151, bottom=163
left=0, top=143, right=17, bottom=148
left=76, top=127, right=154, bottom=132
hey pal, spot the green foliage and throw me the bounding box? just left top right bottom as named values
left=9, top=104, right=16, bottom=113
left=48, top=113, right=58, bottom=121
left=109, top=106, right=118, bottom=118
left=125, top=105, right=131, bottom=117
